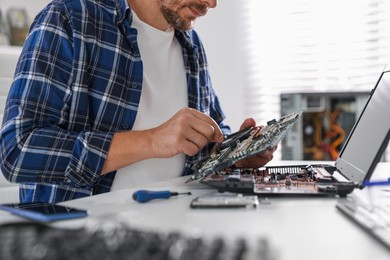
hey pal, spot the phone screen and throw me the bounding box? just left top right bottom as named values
left=0, top=203, right=88, bottom=222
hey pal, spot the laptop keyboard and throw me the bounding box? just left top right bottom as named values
left=336, top=196, right=390, bottom=249
left=0, top=220, right=277, bottom=260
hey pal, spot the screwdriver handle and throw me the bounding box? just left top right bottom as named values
left=132, top=190, right=173, bottom=203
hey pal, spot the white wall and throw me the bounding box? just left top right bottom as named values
left=0, top=0, right=48, bottom=20
left=194, top=2, right=246, bottom=131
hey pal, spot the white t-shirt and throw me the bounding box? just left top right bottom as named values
left=111, top=12, right=188, bottom=191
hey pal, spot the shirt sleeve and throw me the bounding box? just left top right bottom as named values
left=0, top=3, right=113, bottom=189
left=208, top=85, right=231, bottom=136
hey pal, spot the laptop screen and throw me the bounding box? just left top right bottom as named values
left=335, top=69, right=390, bottom=184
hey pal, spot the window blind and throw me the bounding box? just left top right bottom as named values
left=242, top=0, right=390, bottom=161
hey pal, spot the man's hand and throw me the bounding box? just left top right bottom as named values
left=102, top=108, right=223, bottom=175
left=148, top=107, right=224, bottom=158
left=234, top=118, right=277, bottom=168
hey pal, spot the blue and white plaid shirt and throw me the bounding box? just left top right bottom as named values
left=0, top=0, right=230, bottom=203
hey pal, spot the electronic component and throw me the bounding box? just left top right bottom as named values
left=280, top=92, right=370, bottom=160
left=190, top=193, right=259, bottom=208
left=199, top=165, right=356, bottom=197
left=188, top=111, right=302, bottom=182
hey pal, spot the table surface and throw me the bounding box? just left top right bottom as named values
left=1, top=161, right=390, bottom=260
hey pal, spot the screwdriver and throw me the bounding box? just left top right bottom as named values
left=132, top=190, right=192, bottom=203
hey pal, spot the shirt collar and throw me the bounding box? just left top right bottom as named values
left=114, top=0, right=132, bottom=25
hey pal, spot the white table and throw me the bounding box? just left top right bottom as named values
left=1, top=162, right=390, bottom=260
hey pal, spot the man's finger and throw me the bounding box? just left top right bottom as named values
left=240, top=118, right=256, bottom=130
left=189, top=108, right=224, bottom=142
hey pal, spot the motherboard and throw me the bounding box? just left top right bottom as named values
left=188, top=111, right=302, bottom=182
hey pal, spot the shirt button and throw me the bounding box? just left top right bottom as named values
left=123, top=123, right=129, bottom=129
left=131, top=82, right=138, bottom=89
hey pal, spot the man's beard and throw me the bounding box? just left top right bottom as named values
left=160, top=1, right=208, bottom=31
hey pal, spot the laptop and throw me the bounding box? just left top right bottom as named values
left=335, top=175, right=390, bottom=250
left=188, top=66, right=390, bottom=197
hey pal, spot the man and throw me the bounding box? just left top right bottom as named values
left=0, top=0, right=275, bottom=203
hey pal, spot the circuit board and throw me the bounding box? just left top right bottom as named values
left=188, top=111, right=302, bottom=181
left=198, top=165, right=356, bottom=197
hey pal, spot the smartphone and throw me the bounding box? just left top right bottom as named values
left=0, top=203, right=88, bottom=222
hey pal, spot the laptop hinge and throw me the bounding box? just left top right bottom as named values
left=332, top=168, right=353, bottom=183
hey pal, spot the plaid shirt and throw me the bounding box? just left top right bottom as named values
left=0, top=0, right=230, bottom=203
